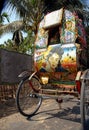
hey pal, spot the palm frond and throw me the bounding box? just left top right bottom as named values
left=0, top=20, right=24, bottom=35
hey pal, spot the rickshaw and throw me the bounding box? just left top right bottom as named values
left=16, top=8, right=89, bottom=129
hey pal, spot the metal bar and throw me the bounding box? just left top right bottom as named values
left=39, top=89, right=78, bottom=97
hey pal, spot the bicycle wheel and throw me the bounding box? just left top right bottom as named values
left=31, top=76, right=42, bottom=92
left=16, top=76, right=42, bottom=117
left=80, top=79, right=89, bottom=129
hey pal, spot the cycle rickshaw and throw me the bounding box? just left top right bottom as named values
left=16, top=8, right=89, bottom=129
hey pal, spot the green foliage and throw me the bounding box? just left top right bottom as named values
left=0, top=39, right=17, bottom=51
left=0, top=12, right=9, bottom=24
left=0, top=0, right=89, bottom=55
left=18, top=30, right=35, bottom=54
left=0, top=30, right=35, bottom=55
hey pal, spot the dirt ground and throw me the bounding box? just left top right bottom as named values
left=1, top=94, right=89, bottom=130
left=1, top=97, right=89, bottom=130
left=0, top=98, right=82, bottom=130
left=0, top=99, right=18, bottom=118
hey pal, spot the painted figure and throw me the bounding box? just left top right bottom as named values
left=39, top=45, right=67, bottom=72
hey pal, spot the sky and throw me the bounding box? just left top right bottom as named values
left=0, top=33, right=12, bottom=44
left=0, top=0, right=89, bottom=44
left=0, top=6, right=21, bottom=44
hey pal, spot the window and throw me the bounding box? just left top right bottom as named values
left=48, top=26, right=60, bottom=45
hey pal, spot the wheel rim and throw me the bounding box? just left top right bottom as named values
left=17, top=79, right=42, bottom=116
left=81, top=79, right=89, bottom=129
left=31, top=77, right=42, bottom=92
left=84, top=80, right=89, bottom=122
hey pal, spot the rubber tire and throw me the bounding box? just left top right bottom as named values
left=16, top=77, right=42, bottom=117
left=80, top=79, right=89, bottom=130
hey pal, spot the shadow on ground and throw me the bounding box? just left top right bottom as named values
left=1, top=98, right=89, bottom=130
left=0, top=99, right=18, bottom=118
left=28, top=100, right=81, bottom=123
left=30, top=106, right=80, bottom=122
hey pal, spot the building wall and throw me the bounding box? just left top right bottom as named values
left=0, top=49, right=32, bottom=84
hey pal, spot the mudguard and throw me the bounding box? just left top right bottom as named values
left=18, top=71, right=31, bottom=79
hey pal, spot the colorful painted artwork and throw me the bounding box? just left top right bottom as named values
left=34, top=8, right=87, bottom=83
left=34, top=43, right=77, bottom=73
left=76, top=17, right=87, bottom=48
left=35, top=29, right=48, bottom=49
left=60, top=10, right=76, bottom=43
left=35, top=19, right=48, bottom=49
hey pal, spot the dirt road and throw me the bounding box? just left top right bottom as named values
left=0, top=98, right=83, bottom=130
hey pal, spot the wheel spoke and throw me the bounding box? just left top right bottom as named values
left=16, top=76, right=42, bottom=117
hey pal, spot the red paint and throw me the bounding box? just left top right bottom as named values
left=76, top=81, right=81, bottom=94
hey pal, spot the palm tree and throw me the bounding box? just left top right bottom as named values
left=0, top=20, right=24, bottom=34
left=5, top=0, right=87, bottom=34
left=0, top=0, right=88, bottom=35
left=0, top=0, right=89, bottom=43
left=6, top=0, right=45, bottom=35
